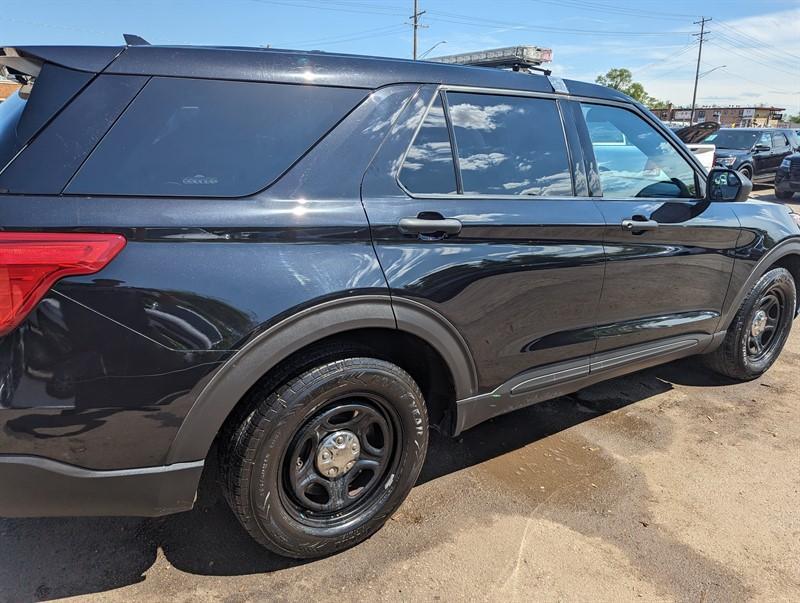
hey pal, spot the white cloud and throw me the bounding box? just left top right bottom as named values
left=459, top=152, right=507, bottom=171
left=449, top=102, right=514, bottom=130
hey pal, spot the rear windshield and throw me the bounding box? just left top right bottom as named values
left=701, top=130, right=759, bottom=150
left=67, top=78, right=367, bottom=197
left=0, top=90, right=26, bottom=168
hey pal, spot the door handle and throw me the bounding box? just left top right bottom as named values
left=398, top=217, right=462, bottom=235
left=621, top=218, right=659, bottom=232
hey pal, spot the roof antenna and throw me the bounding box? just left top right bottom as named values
left=123, top=34, right=150, bottom=46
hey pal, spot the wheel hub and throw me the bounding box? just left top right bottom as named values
left=751, top=309, right=768, bottom=337
left=316, top=430, right=360, bottom=478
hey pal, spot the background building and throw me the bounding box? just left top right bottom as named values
left=0, top=81, right=20, bottom=102
left=652, top=103, right=786, bottom=127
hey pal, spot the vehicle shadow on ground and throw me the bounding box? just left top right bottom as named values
left=0, top=357, right=730, bottom=601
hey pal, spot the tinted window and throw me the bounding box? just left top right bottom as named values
left=0, top=91, right=26, bottom=168
left=447, top=92, right=572, bottom=196
left=702, top=129, right=759, bottom=150
left=582, top=103, right=697, bottom=199
left=399, top=96, right=457, bottom=194
left=757, top=132, right=772, bottom=148
left=68, top=78, right=366, bottom=197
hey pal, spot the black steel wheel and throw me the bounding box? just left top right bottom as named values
left=219, top=345, right=428, bottom=559
left=704, top=267, right=796, bottom=380
left=281, top=397, right=398, bottom=524
left=745, top=284, right=786, bottom=361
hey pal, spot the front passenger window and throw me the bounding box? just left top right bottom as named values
left=581, top=103, right=697, bottom=198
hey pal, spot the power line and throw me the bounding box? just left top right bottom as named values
left=707, top=38, right=799, bottom=78
left=425, top=11, right=694, bottom=37
left=631, top=41, right=698, bottom=76
left=287, top=24, right=407, bottom=48
left=527, top=0, right=695, bottom=22
left=715, top=20, right=800, bottom=62
left=710, top=30, right=798, bottom=73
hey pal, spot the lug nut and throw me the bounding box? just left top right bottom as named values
left=335, top=436, right=344, bottom=445
left=322, top=451, right=331, bottom=461
left=328, top=467, right=338, bottom=476
left=346, top=461, right=354, bottom=470
left=352, top=443, right=359, bottom=451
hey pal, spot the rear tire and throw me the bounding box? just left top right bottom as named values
left=704, top=267, right=795, bottom=380
left=219, top=349, right=428, bottom=559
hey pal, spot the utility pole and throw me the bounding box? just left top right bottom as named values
left=690, top=16, right=711, bottom=124
left=410, top=0, right=427, bottom=60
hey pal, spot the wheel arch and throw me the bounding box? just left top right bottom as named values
left=165, top=295, right=477, bottom=464
left=721, top=241, right=800, bottom=331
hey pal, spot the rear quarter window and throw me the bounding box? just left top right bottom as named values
left=66, top=78, right=367, bottom=197
left=0, top=90, right=27, bottom=169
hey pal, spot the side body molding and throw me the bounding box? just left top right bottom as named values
left=166, top=295, right=478, bottom=464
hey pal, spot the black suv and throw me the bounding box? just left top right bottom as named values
left=776, top=152, right=800, bottom=200
left=1, top=44, right=799, bottom=559
left=702, top=127, right=799, bottom=182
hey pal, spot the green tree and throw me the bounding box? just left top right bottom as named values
left=595, top=68, right=664, bottom=108
left=788, top=114, right=800, bottom=124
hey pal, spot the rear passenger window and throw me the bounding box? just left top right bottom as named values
left=399, top=96, right=457, bottom=194
left=67, top=78, right=366, bottom=197
left=772, top=132, right=789, bottom=148
left=447, top=92, right=572, bottom=196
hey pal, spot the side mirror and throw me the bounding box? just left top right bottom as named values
left=707, top=168, right=751, bottom=202
left=754, top=144, right=771, bottom=152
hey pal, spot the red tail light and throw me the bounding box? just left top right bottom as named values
left=0, top=232, right=126, bottom=336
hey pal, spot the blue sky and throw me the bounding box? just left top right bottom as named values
left=4, top=0, right=799, bottom=112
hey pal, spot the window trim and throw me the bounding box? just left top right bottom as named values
left=439, top=90, right=463, bottom=194
left=395, top=84, right=706, bottom=202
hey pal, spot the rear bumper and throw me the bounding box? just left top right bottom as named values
left=0, top=455, right=203, bottom=517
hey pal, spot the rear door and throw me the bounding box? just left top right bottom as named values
left=579, top=102, right=740, bottom=356
left=362, top=85, right=606, bottom=394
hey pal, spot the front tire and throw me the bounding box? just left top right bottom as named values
left=220, top=351, right=428, bottom=559
left=738, top=165, right=753, bottom=181
left=704, top=267, right=796, bottom=380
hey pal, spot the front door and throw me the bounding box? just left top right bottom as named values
left=362, top=85, right=606, bottom=394
left=753, top=131, right=775, bottom=179
left=579, top=102, right=741, bottom=355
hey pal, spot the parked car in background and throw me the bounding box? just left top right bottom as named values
left=701, top=128, right=797, bottom=183
left=673, top=121, right=720, bottom=171
left=775, top=152, right=800, bottom=199
left=1, top=44, right=799, bottom=560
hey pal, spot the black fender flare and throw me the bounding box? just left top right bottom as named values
left=719, top=238, right=800, bottom=330
left=165, top=295, right=477, bottom=463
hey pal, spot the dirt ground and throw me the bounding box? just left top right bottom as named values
left=1, top=187, right=798, bottom=603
